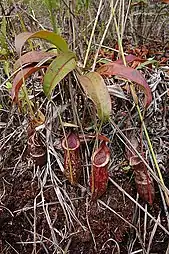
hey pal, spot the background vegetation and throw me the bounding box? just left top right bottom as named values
left=0, top=0, right=169, bottom=253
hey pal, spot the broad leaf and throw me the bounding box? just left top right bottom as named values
left=12, top=66, right=46, bottom=103
left=115, top=54, right=141, bottom=65
left=43, top=52, right=76, bottom=98
left=14, top=51, right=57, bottom=71
left=78, top=72, right=111, bottom=122
left=15, top=30, right=69, bottom=55
left=97, top=62, right=152, bottom=107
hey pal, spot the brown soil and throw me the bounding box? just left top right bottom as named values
left=0, top=164, right=133, bottom=253
left=0, top=92, right=169, bottom=254
left=0, top=2, right=169, bottom=253
left=0, top=157, right=169, bottom=253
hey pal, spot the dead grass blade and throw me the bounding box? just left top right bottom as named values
left=109, top=177, right=169, bottom=235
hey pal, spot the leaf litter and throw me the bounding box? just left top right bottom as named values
left=0, top=1, right=169, bottom=254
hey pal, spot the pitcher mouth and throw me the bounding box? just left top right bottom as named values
left=92, top=142, right=110, bottom=168
left=62, top=132, right=80, bottom=151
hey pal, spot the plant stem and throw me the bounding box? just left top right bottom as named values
left=22, top=82, right=35, bottom=118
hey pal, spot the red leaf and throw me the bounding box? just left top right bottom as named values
left=97, top=62, right=152, bottom=108
left=62, top=132, right=81, bottom=185
left=115, top=54, right=142, bottom=65
left=160, top=0, right=169, bottom=3
left=11, top=66, right=46, bottom=103
left=14, top=51, right=57, bottom=71
left=90, top=142, right=110, bottom=200
left=130, top=156, right=155, bottom=205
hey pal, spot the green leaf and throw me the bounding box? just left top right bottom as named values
left=78, top=72, right=111, bottom=122
left=6, top=81, right=12, bottom=90
left=43, top=0, right=60, bottom=9
left=137, top=59, right=158, bottom=70
left=43, top=52, right=76, bottom=97
left=15, top=30, right=69, bottom=55
left=97, top=58, right=112, bottom=64
left=0, top=48, right=7, bottom=56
